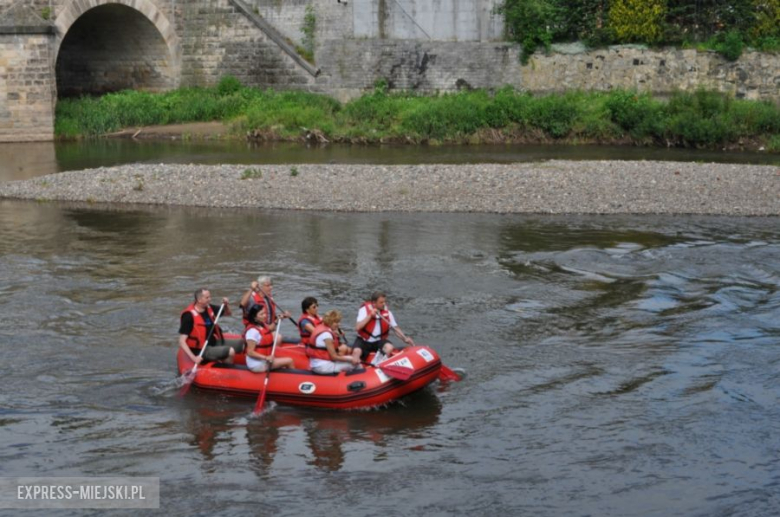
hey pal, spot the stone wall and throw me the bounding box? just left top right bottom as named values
left=354, top=0, right=503, bottom=41
left=246, top=0, right=352, bottom=48
left=317, top=39, right=523, bottom=100
left=177, top=0, right=317, bottom=89
left=523, top=45, right=780, bottom=101
left=0, top=30, right=55, bottom=142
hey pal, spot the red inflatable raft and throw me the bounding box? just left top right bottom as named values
left=177, top=340, right=442, bottom=410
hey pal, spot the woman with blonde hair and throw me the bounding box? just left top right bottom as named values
left=307, top=310, right=361, bottom=374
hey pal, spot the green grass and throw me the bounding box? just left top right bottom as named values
left=55, top=77, right=780, bottom=151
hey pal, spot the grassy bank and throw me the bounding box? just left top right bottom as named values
left=55, top=78, right=780, bottom=151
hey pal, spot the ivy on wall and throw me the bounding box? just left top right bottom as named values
left=498, top=0, right=780, bottom=63
left=495, top=0, right=560, bottom=64
left=299, top=4, right=316, bottom=64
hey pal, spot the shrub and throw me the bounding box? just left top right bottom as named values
left=490, top=87, right=534, bottom=126
left=728, top=99, right=780, bottom=136
left=663, top=90, right=739, bottom=146
left=605, top=89, right=664, bottom=138
left=526, top=93, right=580, bottom=138
left=715, top=30, right=745, bottom=61
left=556, top=0, right=612, bottom=45
left=751, top=0, right=780, bottom=40
left=666, top=114, right=737, bottom=146
left=217, top=76, right=243, bottom=96
left=399, top=91, right=491, bottom=139
left=608, top=0, right=665, bottom=43
left=497, top=0, right=560, bottom=64
left=340, top=89, right=406, bottom=129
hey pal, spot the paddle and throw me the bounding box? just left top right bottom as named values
left=252, top=318, right=283, bottom=415
left=337, top=327, right=413, bottom=381
left=369, top=360, right=414, bottom=381
left=280, top=308, right=300, bottom=328
left=437, top=363, right=462, bottom=382
left=373, top=309, right=462, bottom=382
left=264, top=298, right=298, bottom=328
left=179, top=303, right=225, bottom=397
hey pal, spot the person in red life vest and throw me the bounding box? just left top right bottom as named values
left=244, top=304, right=293, bottom=373
left=308, top=310, right=361, bottom=374
left=239, top=275, right=292, bottom=326
left=351, top=291, right=415, bottom=362
left=178, top=288, right=239, bottom=365
left=297, top=296, right=323, bottom=346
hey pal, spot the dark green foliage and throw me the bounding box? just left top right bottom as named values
left=217, top=76, right=243, bottom=96
left=399, top=91, right=492, bottom=139
left=753, top=36, right=780, bottom=52
left=526, top=93, right=579, bottom=138
left=729, top=100, right=780, bottom=135
left=500, top=0, right=770, bottom=56
left=339, top=86, right=407, bottom=129
left=486, top=86, right=534, bottom=126
left=662, top=90, right=748, bottom=146
left=556, top=0, right=611, bottom=44
left=496, top=0, right=561, bottom=63
left=605, top=89, right=663, bottom=137
left=714, top=31, right=745, bottom=61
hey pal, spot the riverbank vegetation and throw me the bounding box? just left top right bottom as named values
left=55, top=78, right=780, bottom=151
left=498, top=0, right=780, bottom=63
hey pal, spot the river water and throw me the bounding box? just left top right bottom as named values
left=1, top=196, right=779, bottom=516
left=0, top=139, right=777, bottom=182
left=1, top=140, right=779, bottom=515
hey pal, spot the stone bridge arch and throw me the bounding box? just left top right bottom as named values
left=54, top=0, right=180, bottom=97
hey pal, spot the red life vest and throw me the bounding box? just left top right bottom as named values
left=357, top=302, right=391, bottom=341
left=243, top=323, right=273, bottom=352
left=182, top=303, right=222, bottom=349
left=307, top=324, right=339, bottom=360
left=253, top=293, right=277, bottom=325
left=241, top=291, right=267, bottom=326
left=298, top=313, right=323, bottom=345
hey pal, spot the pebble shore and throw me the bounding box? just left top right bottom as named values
left=0, top=161, right=778, bottom=215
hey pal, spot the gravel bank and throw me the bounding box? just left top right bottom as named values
left=0, top=161, right=778, bottom=215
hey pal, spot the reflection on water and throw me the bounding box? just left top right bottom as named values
left=0, top=142, right=59, bottom=181
left=0, top=200, right=779, bottom=515
left=180, top=389, right=441, bottom=475
left=0, top=139, right=777, bottom=182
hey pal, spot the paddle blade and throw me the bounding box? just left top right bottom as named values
left=253, top=372, right=271, bottom=415
left=253, top=388, right=268, bottom=415
left=438, top=364, right=462, bottom=382
left=379, top=364, right=414, bottom=381
left=178, top=368, right=198, bottom=397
